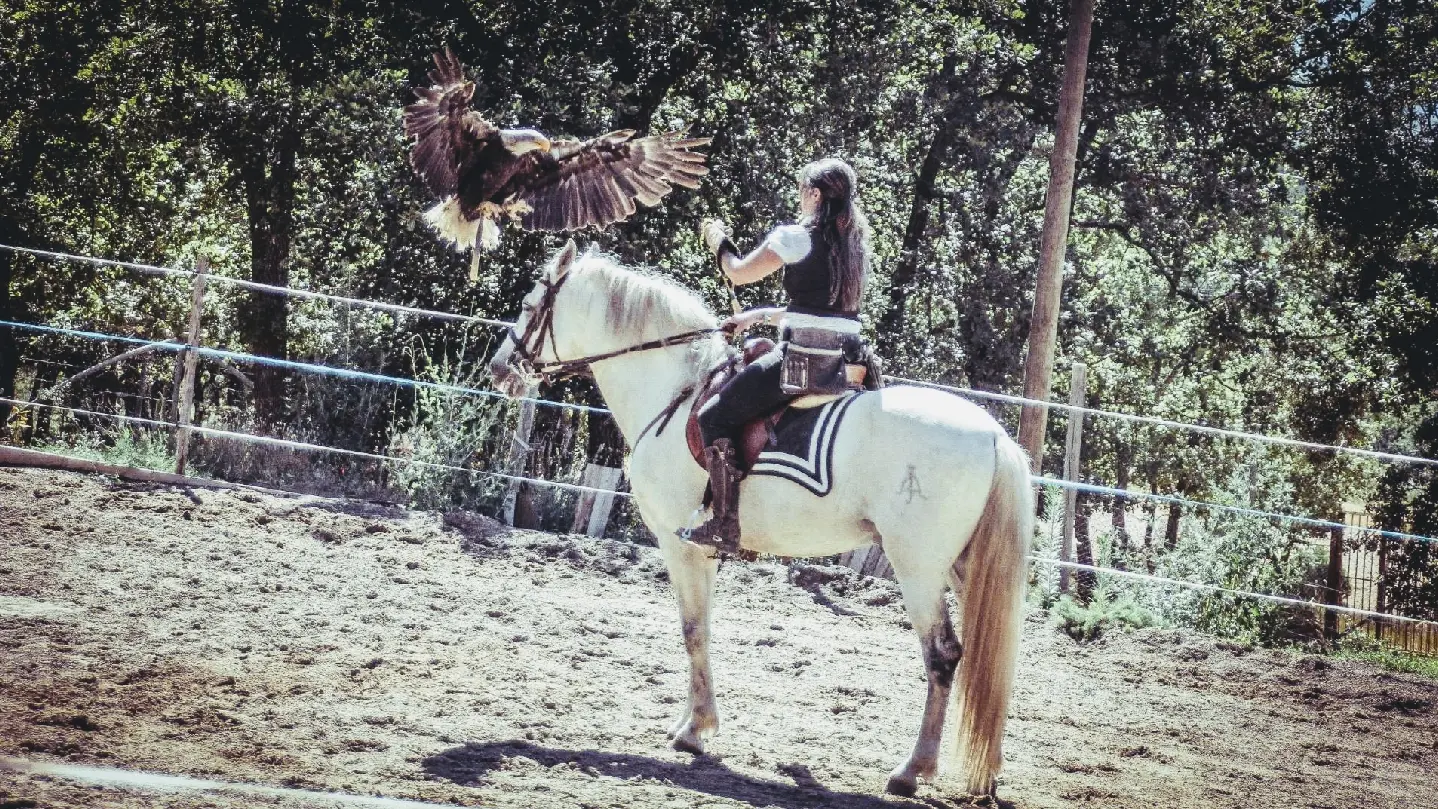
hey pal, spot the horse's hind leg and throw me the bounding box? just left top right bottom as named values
left=885, top=567, right=962, bottom=797
left=657, top=533, right=721, bottom=754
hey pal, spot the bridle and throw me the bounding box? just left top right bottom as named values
left=501, top=270, right=723, bottom=385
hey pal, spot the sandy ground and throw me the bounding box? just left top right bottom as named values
left=0, top=466, right=1435, bottom=809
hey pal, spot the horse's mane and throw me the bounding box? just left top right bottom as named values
left=569, top=249, right=728, bottom=380
left=572, top=251, right=717, bottom=333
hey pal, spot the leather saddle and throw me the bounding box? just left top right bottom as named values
left=683, top=338, right=860, bottom=470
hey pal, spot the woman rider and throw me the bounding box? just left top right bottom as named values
left=684, top=157, right=873, bottom=552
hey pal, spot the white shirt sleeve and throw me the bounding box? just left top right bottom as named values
left=763, top=225, right=812, bottom=264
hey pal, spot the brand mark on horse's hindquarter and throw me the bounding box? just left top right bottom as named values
left=898, top=465, right=927, bottom=504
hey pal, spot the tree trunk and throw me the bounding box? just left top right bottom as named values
left=0, top=246, right=17, bottom=435
left=1323, top=525, right=1344, bottom=642
left=0, top=128, right=47, bottom=434
left=1164, top=502, right=1182, bottom=549
left=877, top=54, right=960, bottom=358
left=1142, top=499, right=1156, bottom=572
left=1016, top=0, right=1096, bottom=473
left=238, top=126, right=300, bottom=428
left=1075, top=492, right=1096, bottom=601
left=1112, top=444, right=1132, bottom=566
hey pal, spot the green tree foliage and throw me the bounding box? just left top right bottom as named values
left=3, top=0, right=1435, bottom=627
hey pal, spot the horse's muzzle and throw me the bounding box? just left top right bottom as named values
left=489, top=354, right=532, bottom=398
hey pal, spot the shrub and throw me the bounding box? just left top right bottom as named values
left=1332, top=633, right=1438, bottom=680
left=1051, top=588, right=1159, bottom=642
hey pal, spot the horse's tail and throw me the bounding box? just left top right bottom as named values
left=952, top=433, right=1031, bottom=795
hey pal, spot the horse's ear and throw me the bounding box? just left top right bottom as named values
left=551, top=239, right=579, bottom=279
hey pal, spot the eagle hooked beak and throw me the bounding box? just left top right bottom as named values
left=499, top=128, right=552, bottom=155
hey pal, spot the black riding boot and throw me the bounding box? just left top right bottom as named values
left=681, top=438, right=742, bottom=553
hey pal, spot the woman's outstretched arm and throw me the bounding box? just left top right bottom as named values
left=703, top=219, right=784, bottom=285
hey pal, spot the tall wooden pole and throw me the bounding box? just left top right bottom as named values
left=1060, top=362, right=1087, bottom=594
left=174, top=256, right=208, bottom=476
left=1017, top=0, right=1096, bottom=473
left=502, top=399, right=537, bottom=526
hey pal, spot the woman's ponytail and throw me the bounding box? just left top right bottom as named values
left=800, top=158, right=872, bottom=313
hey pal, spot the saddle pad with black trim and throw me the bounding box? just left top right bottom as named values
left=749, top=392, right=863, bottom=496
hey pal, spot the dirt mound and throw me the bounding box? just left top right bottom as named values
left=1, top=467, right=1434, bottom=808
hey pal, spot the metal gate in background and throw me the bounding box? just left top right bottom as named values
left=1337, top=504, right=1438, bottom=657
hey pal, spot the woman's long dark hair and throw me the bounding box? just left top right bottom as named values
left=799, top=158, right=872, bottom=313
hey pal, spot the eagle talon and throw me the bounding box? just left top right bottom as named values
left=503, top=200, right=534, bottom=220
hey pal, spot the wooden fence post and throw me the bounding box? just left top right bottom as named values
left=1376, top=533, right=1389, bottom=642
left=501, top=399, right=537, bottom=525
left=1059, top=362, right=1086, bottom=594
left=570, top=462, right=624, bottom=537
left=174, top=256, right=208, bottom=476
left=838, top=544, right=895, bottom=580
left=1323, top=523, right=1344, bottom=642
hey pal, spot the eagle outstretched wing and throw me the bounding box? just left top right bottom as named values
left=509, top=131, right=712, bottom=232
left=403, top=48, right=495, bottom=198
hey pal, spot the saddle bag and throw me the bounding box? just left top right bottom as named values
left=780, top=326, right=861, bottom=396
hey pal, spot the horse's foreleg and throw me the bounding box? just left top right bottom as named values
left=886, top=579, right=962, bottom=797
left=658, top=535, right=720, bottom=754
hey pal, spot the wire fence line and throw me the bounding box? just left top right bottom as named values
left=1033, top=558, right=1438, bottom=628
left=891, top=376, right=1438, bottom=468
left=9, top=244, right=1438, bottom=636
left=0, top=243, right=512, bottom=329
left=8, top=318, right=1438, bottom=546
left=9, top=241, right=1437, bottom=468
left=1031, top=475, right=1438, bottom=547
left=9, top=396, right=1435, bottom=630
left=0, top=320, right=612, bottom=415
left=1, top=397, right=629, bottom=498
left=9, top=395, right=1438, bottom=552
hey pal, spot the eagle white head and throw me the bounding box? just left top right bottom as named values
left=498, top=128, right=552, bottom=155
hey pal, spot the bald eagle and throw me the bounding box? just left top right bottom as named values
left=404, top=48, right=712, bottom=277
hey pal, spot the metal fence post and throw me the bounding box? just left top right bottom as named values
left=1060, top=362, right=1087, bottom=594
left=174, top=256, right=208, bottom=475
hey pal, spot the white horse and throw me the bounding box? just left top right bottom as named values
left=488, top=241, right=1032, bottom=797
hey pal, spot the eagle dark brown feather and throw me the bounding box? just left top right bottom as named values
left=509, top=131, right=713, bottom=232
left=403, top=48, right=494, bottom=199
left=404, top=48, right=711, bottom=259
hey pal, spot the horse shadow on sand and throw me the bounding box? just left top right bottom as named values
left=421, top=740, right=1010, bottom=809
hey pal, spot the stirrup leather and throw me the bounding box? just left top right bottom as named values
left=680, top=439, right=742, bottom=553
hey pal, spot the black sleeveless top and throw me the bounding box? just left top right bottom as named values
left=781, top=227, right=859, bottom=319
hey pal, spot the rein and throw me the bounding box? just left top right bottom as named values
left=503, top=268, right=723, bottom=385
left=529, top=327, right=722, bottom=378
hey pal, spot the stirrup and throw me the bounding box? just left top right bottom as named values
left=675, top=507, right=705, bottom=542
left=676, top=527, right=754, bottom=562
left=676, top=509, right=742, bottom=554
left=677, top=438, right=749, bottom=558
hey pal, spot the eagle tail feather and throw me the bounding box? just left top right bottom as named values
left=423, top=197, right=483, bottom=252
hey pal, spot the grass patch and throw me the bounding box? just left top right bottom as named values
left=35, top=425, right=177, bottom=471
left=1051, top=588, right=1159, bottom=642
left=1333, top=635, right=1438, bottom=680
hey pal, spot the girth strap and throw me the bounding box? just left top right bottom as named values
left=632, top=354, right=738, bottom=448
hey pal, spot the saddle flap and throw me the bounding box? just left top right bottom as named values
left=686, top=337, right=777, bottom=470
left=685, top=391, right=781, bottom=471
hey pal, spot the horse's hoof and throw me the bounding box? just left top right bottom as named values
left=885, top=773, right=919, bottom=797
left=665, top=711, right=690, bottom=740
left=672, top=733, right=705, bottom=756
